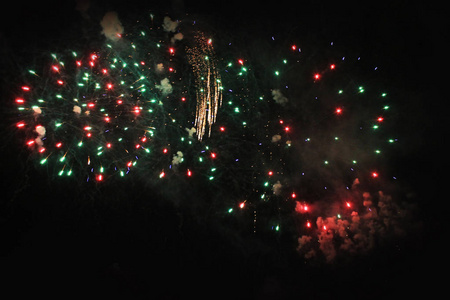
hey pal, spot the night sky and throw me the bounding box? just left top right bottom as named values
left=0, top=1, right=444, bottom=298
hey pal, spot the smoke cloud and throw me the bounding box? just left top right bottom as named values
left=271, top=134, right=281, bottom=143
left=162, top=16, right=178, bottom=33
left=296, top=190, right=418, bottom=262
left=185, top=127, right=196, bottom=138
left=272, top=181, right=283, bottom=195
left=100, top=11, right=124, bottom=41
left=272, top=89, right=288, bottom=106
left=156, top=78, right=173, bottom=96
left=172, top=151, right=183, bottom=167
left=73, top=105, right=81, bottom=114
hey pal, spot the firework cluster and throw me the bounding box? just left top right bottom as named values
left=12, top=11, right=413, bottom=262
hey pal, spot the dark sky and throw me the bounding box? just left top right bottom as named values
left=0, top=1, right=445, bottom=298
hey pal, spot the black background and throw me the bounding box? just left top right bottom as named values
left=0, top=1, right=445, bottom=298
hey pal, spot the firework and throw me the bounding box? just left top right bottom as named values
left=187, top=33, right=223, bottom=141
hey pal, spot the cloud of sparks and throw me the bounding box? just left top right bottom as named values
left=187, top=33, right=223, bottom=141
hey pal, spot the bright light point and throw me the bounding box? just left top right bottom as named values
left=211, top=152, right=216, bottom=159
left=127, top=161, right=133, bottom=168
left=239, top=202, right=245, bottom=209
left=291, top=193, right=296, bottom=198
left=96, top=174, right=103, bottom=181
left=169, top=47, right=175, bottom=54
left=323, top=225, right=327, bottom=231
left=163, top=148, right=168, bottom=154
left=314, top=73, right=320, bottom=80
left=52, top=65, right=60, bottom=72
left=181, top=97, right=186, bottom=102
left=284, top=126, right=290, bottom=132
left=220, top=126, right=225, bottom=132
left=238, top=59, right=244, bottom=65
left=106, top=143, right=112, bottom=148
left=335, top=107, right=343, bottom=114
left=22, top=86, right=30, bottom=91
left=55, top=142, right=62, bottom=148
left=330, top=64, right=336, bottom=69
left=346, top=202, right=351, bottom=208
left=291, top=45, right=297, bottom=51
left=16, top=122, right=25, bottom=128
left=87, top=103, right=95, bottom=108
left=26, top=140, right=35, bottom=146
left=372, top=172, right=379, bottom=178
left=187, top=169, right=192, bottom=177
left=15, top=98, right=25, bottom=104
left=106, top=83, right=113, bottom=89
left=268, top=171, right=273, bottom=176
left=377, top=117, right=384, bottom=122
left=306, top=221, right=311, bottom=228
left=104, top=116, right=110, bottom=122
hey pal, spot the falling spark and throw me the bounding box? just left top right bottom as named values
left=187, top=33, right=223, bottom=141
